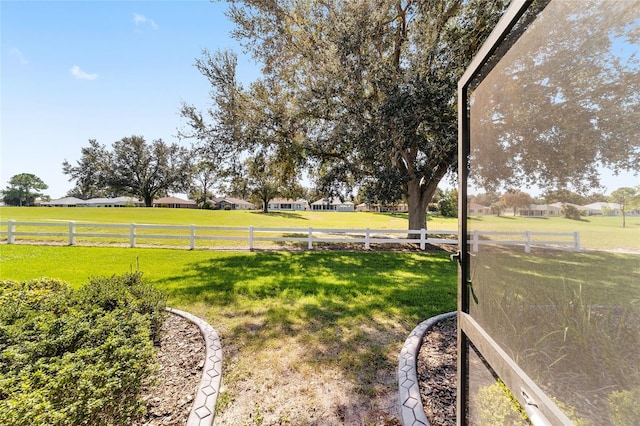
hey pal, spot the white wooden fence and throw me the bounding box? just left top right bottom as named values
left=0, top=220, right=580, bottom=252
left=468, top=229, right=581, bottom=253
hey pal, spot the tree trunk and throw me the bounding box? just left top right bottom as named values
left=144, top=194, right=153, bottom=207
left=406, top=178, right=439, bottom=238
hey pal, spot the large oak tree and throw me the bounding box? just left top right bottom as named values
left=182, top=0, right=507, bottom=232
left=63, top=136, right=192, bottom=206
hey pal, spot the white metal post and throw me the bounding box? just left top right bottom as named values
left=574, top=231, right=580, bottom=251
left=130, top=223, right=136, bottom=248
left=365, top=228, right=370, bottom=250
left=249, top=226, right=254, bottom=250
left=69, top=221, right=76, bottom=245
left=8, top=220, right=15, bottom=244
left=308, top=227, right=313, bottom=250
left=525, top=230, right=531, bottom=253
left=190, top=224, right=196, bottom=250
left=473, top=229, right=479, bottom=252
left=420, top=228, right=426, bottom=250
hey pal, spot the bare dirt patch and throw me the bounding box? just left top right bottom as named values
left=134, top=313, right=204, bottom=426
left=417, top=317, right=457, bottom=426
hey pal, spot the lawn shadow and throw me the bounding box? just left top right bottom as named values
left=249, top=211, right=308, bottom=220
left=156, top=250, right=457, bottom=398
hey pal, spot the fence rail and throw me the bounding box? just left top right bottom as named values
left=0, top=221, right=579, bottom=252
left=468, top=229, right=580, bottom=253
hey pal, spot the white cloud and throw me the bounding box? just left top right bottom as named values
left=70, top=65, right=98, bottom=81
left=9, top=47, right=28, bottom=65
left=133, top=13, right=158, bottom=30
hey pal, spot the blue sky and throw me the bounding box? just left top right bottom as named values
left=2, top=0, right=259, bottom=198
left=2, top=1, right=637, bottom=200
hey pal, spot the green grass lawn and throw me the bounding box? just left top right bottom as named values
left=0, top=206, right=458, bottom=229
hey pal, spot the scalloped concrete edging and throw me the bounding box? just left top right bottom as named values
left=398, top=311, right=457, bottom=426
left=166, top=308, right=223, bottom=426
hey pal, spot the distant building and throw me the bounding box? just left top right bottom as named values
left=578, top=202, right=621, bottom=216
left=468, top=202, right=491, bottom=215
left=268, top=198, right=309, bottom=211
left=213, top=197, right=256, bottom=210
left=518, top=204, right=561, bottom=217
left=40, top=197, right=85, bottom=207
left=356, top=202, right=408, bottom=213
left=153, top=197, right=197, bottom=209
left=81, top=197, right=144, bottom=207
left=311, top=198, right=355, bottom=212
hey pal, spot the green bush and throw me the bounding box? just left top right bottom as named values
left=562, top=204, right=582, bottom=220
left=74, top=272, right=167, bottom=343
left=477, top=380, right=530, bottom=425
left=608, top=387, right=640, bottom=426
left=0, top=273, right=167, bottom=425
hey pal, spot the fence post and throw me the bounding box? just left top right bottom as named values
left=69, top=221, right=76, bottom=245
left=574, top=231, right=580, bottom=251
left=308, top=227, right=313, bottom=250
left=524, top=230, right=531, bottom=253
left=365, top=228, right=370, bottom=250
left=249, top=226, right=254, bottom=250
left=472, top=230, right=479, bottom=252
left=8, top=220, right=15, bottom=244
left=190, top=225, right=196, bottom=250
left=130, top=224, right=136, bottom=248
left=420, top=228, right=426, bottom=250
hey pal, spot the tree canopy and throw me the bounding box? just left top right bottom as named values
left=182, top=0, right=508, bottom=231
left=469, top=1, right=640, bottom=195
left=1, top=173, right=48, bottom=206
left=63, top=136, right=191, bottom=206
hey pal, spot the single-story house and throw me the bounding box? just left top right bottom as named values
left=468, top=202, right=491, bottom=215
left=268, top=198, right=309, bottom=211
left=79, top=197, right=143, bottom=207
left=518, top=204, right=561, bottom=217
left=213, top=197, right=256, bottom=210
left=356, top=203, right=372, bottom=212
left=578, top=202, right=621, bottom=216
left=153, top=197, right=197, bottom=209
left=356, top=202, right=409, bottom=213
left=40, top=197, right=85, bottom=207
left=311, top=197, right=355, bottom=212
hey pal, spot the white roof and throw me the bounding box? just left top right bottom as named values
left=41, top=197, right=84, bottom=206
left=579, top=202, right=621, bottom=211
left=311, top=197, right=354, bottom=205
left=83, top=196, right=141, bottom=204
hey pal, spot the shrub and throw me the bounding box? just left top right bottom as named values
left=608, top=387, right=640, bottom=426
left=562, top=204, right=582, bottom=220
left=74, top=272, right=167, bottom=343
left=477, top=380, right=529, bottom=425
left=0, top=274, right=166, bottom=425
